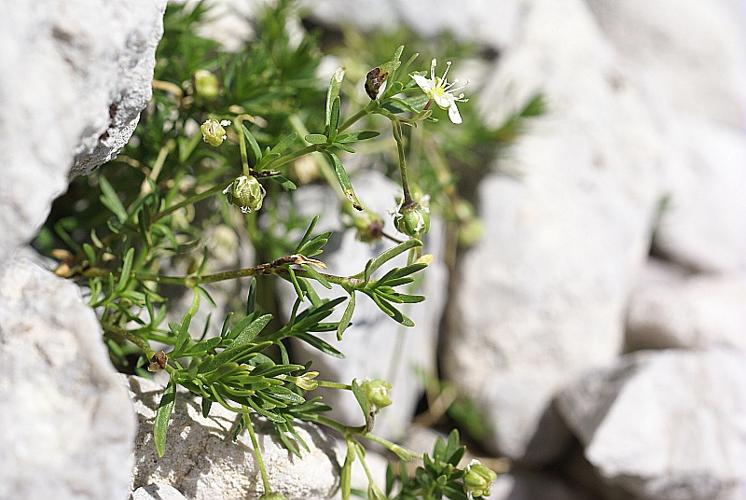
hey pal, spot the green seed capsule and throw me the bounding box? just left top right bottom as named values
left=394, top=201, right=430, bottom=237
left=193, top=69, right=220, bottom=99
left=223, top=175, right=265, bottom=214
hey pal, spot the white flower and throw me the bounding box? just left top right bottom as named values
left=411, top=59, right=468, bottom=124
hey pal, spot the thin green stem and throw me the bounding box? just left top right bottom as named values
left=339, top=100, right=378, bottom=132
left=391, top=119, right=412, bottom=204
left=265, top=144, right=320, bottom=171
left=235, top=119, right=251, bottom=176
left=317, top=380, right=352, bottom=390
left=243, top=411, right=272, bottom=494
left=102, top=324, right=155, bottom=359
left=152, top=184, right=226, bottom=222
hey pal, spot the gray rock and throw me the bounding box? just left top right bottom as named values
left=626, top=260, right=746, bottom=352
left=653, top=119, right=746, bottom=273
left=585, top=0, right=746, bottom=127
left=277, top=170, right=448, bottom=441
left=443, top=0, right=666, bottom=462
left=0, top=257, right=135, bottom=500
left=557, top=350, right=746, bottom=500
left=128, top=375, right=340, bottom=500
left=489, top=471, right=593, bottom=500
left=0, top=0, right=165, bottom=259
left=131, top=483, right=187, bottom=500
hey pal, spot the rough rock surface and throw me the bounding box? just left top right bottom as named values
left=653, top=119, right=746, bottom=273
left=128, top=375, right=340, bottom=500
left=585, top=0, right=746, bottom=127
left=131, top=483, right=187, bottom=500
left=0, top=257, right=136, bottom=500
left=0, top=0, right=165, bottom=259
left=626, top=260, right=746, bottom=352
left=443, top=0, right=666, bottom=462
left=557, top=350, right=746, bottom=500
left=277, top=170, right=448, bottom=440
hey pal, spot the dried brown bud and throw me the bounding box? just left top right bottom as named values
left=148, top=350, right=168, bottom=372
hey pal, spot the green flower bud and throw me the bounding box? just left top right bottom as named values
left=352, top=209, right=384, bottom=242
left=394, top=199, right=430, bottom=237
left=292, top=371, right=319, bottom=391
left=361, top=378, right=392, bottom=409
left=193, top=69, right=220, bottom=99
left=223, top=175, right=266, bottom=214
left=201, top=118, right=228, bottom=147
left=258, top=493, right=287, bottom=500
left=463, top=460, right=497, bottom=498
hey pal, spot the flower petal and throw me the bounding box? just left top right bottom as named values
left=448, top=103, right=463, bottom=124
left=433, top=91, right=454, bottom=109
left=412, top=74, right=434, bottom=92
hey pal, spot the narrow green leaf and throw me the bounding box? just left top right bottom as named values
left=304, top=133, right=328, bottom=145
left=341, top=442, right=355, bottom=500
left=325, top=67, right=345, bottom=129
left=116, top=247, right=134, bottom=292
left=328, top=97, right=341, bottom=139
left=294, top=332, right=344, bottom=358
left=99, top=176, right=127, bottom=223
left=241, top=124, right=263, bottom=163
left=324, top=152, right=362, bottom=211
left=364, top=239, right=422, bottom=281
left=154, top=380, right=176, bottom=458
left=336, top=292, right=355, bottom=341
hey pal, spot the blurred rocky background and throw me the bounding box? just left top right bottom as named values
left=1, top=1, right=745, bottom=499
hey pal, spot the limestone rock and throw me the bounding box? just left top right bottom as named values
left=0, top=0, right=166, bottom=259
left=131, top=484, right=187, bottom=500
left=489, top=471, right=594, bottom=500
left=0, top=257, right=135, bottom=500
left=626, top=260, right=746, bottom=352
left=304, top=0, right=522, bottom=50
left=585, top=0, right=746, bottom=127
left=277, top=170, right=448, bottom=440
left=653, top=119, right=746, bottom=273
left=557, top=350, right=746, bottom=500
left=443, top=0, right=666, bottom=462
left=128, top=375, right=340, bottom=500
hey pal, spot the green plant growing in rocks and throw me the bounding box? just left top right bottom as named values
left=36, top=1, right=539, bottom=498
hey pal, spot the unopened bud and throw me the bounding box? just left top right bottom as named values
left=463, top=460, right=497, bottom=498
left=193, top=69, right=220, bottom=99
left=201, top=118, right=228, bottom=147
left=293, top=371, right=319, bottom=391
left=394, top=199, right=430, bottom=237
left=361, top=378, right=392, bottom=410
left=223, top=175, right=266, bottom=214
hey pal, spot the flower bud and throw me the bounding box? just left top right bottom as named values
left=293, top=371, right=319, bottom=391
left=201, top=118, right=227, bottom=147
left=361, top=378, right=392, bottom=409
left=394, top=199, right=430, bottom=237
left=193, top=69, right=220, bottom=99
left=463, top=460, right=497, bottom=498
left=223, top=175, right=265, bottom=214
left=351, top=209, right=384, bottom=242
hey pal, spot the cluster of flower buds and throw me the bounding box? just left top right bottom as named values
left=223, top=175, right=266, bottom=214
left=463, top=459, right=497, bottom=498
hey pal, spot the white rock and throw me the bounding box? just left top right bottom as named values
left=443, top=0, right=667, bottom=462
left=0, top=257, right=135, bottom=500
left=626, top=260, right=746, bottom=352
left=277, top=170, right=448, bottom=440
left=128, top=375, right=340, bottom=500
left=303, top=0, right=522, bottom=50
left=585, top=0, right=746, bottom=127
left=132, top=483, right=187, bottom=500
left=653, top=119, right=746, bottom=273
left=0, top=0, right=165, bottom=258
left=488, top=471, right=593, bottom=500
left=557, top=350, right=746, bottom=500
